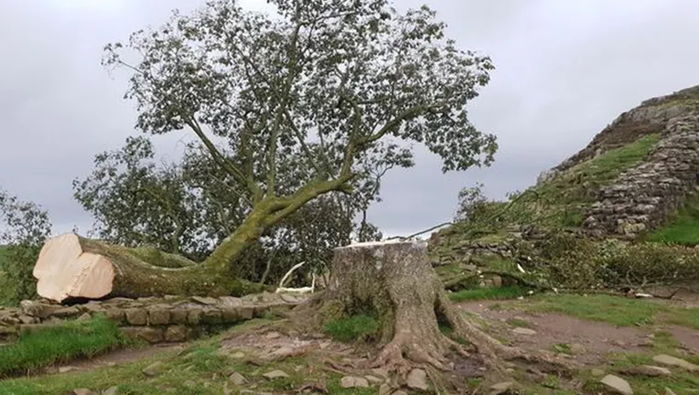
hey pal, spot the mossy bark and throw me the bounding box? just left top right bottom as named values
left=61, top=177, right=353, bottom=299
left=299, top=240, right=570, bottom=378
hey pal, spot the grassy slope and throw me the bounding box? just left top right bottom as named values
left=516, top=133, right=661, bottom=228
left=648, top=193, right=699, bottom=245
left=0, top=316, right=127, bottom=377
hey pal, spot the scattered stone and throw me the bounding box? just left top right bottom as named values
left=229, top=372, right=247, bottom=385
left=230, top=351, right=246, bottom=359
left=59, top=366, right=79, bottom=373
left=512, top=327, right=537, bottom=336
left=570, top=343, right=585, bottom=354
left=365, top=375, right=383, bottom=383
left=340, top=376, right=369, bottom=388
left=591, top=368, right=605, bottom=377
left=370, top=367, right=389, bottom=378
left=665, top=388, right=677, bottom=395
left=489, top=381, right=514, bottom=394
left=653, top=354, right=699, bottom=372
left=262, top=370, right=290, bottom=380
left=378, top=383, right=392, bottom=395
left=621, top=365, right=671, bottom=377
left=600, top=374, right=633, bottom=395
left=102, top=386, right=119, bottom=395
left=72, top=389, right=95, bottom=395
left=142, top=361, right=164, bottom=377
left=265, top=331, right=281, bottom=339
left=406, top=368, right=428, bottom=390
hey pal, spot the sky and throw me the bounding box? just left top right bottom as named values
left=1, top=0, right=698, bottom=238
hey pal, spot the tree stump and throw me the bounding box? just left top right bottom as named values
left=301, top=240, right=569, bottom=378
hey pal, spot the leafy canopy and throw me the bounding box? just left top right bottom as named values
left=104, top=0, right=497, bottom=213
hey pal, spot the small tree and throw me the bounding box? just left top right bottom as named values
left=0, top=190, right=52, bottom=305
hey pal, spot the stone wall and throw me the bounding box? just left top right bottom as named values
left=583, top=115, right=699, bottom=238
left=0, top=292, right=305, bottom=345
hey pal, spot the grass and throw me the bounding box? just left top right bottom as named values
left=323, top=314, right=379, bottom=342
left=0, top=315, right=127, bottom=377
left=0, top=318, right=375, bottom=395
left=524, top=294, right=663, bottom=327
left=449, top=285, right=531, bottom=302
left=648, top=193, right=699, bottom=245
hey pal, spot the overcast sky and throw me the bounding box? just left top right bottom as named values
left=1, top=0, right=698, bottom=237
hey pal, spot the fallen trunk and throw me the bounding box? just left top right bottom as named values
left=33, top=233, right=263, bottom=303
left=296, top=240, right=570, bottom=381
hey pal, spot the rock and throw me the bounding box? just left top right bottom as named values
left=102, top=386, right=119, bottom=395
left=570, top=343, right=585, bottom=354
left=191, top=296, right=219, bottom=305
left=76, top=313, right=91, bottom=321
left=591, top=368, right=605, bottom=377
left=600, top=374, right=633, bottom=395
left=230, top=351, right=246, bottom=359
left=512, top=327, right=536, bottom=336
left=59, top=366, right=79, bottom=373
left=406, top=368, right=428, bottom=390
left=392, top=392, right=408, bottom=395
left=262, top=370, right=290, bottom=380
left=147, top=307, right=170, bottom=325
left=340, top=376, right=369, bottom=388
left=378, top=383, right=392, bottom=395
left=621, top=365, right=671, bottom=377
left=73, top=389, right=95, bottom=395
left=665, top=388, right=677, bottom=395
left=121, top=327, right=163, bottom=343
left=489, top=381, right=514, bottom=394
left=365, top=375, right=383, bottom=383
left=653, top=354, right=699, bottom=371
left=142, top=361, right=164, bottom=377
left=229, top=372, right=247, bottom=385
left=164, top=325, right=188, bottom=342
left=125, top=309, right=147, bottom=326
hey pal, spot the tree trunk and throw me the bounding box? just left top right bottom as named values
left=297, top=240, right=570, bottom=378
left=33, top=233, right=264, bottom=303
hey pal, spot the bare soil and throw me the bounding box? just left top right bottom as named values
left=460, top=301, right=651, bottom=365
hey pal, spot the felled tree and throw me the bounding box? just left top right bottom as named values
left=39, top=0, right=496, bottom=300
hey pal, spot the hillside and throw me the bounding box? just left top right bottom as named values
left=431, top=85, right=699, bottom=290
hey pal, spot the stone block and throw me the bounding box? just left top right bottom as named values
left=148, top=307, right=170, bottom=325
left=164, top=325, right=189, bottom=342
left=187, top=307, right=203, bottom=325
left=121, top=326, right=163, bottom=343
left=125, top=308, right=148, bottom=326
left=201, top=308, right=222, bottom=324
left=104, top=309, right=125, bottom=324
left=170, top=309, right=188, bottom=324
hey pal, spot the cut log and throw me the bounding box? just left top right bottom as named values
left=295, top=240, right=572, bottom=383
left=33, top=233, right=265, bottom=303
left=34, top=234, right=115, bottom=302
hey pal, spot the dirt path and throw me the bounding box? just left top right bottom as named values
left=460, top=300, right=655, bottom=365
left=48, top=343, right=186, bottom=375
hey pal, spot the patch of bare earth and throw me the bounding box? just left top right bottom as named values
left=460, top=301, right=651, bottom=365
left=50, top=343, right=186, bottom=374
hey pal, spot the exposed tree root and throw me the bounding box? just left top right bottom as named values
left=295, top=240, right=575, bottom=389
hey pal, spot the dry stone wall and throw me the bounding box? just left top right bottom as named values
left=0, top=292, right=306, bottom=345
left=583, top=115, right=699, bottom=238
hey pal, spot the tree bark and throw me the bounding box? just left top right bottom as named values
left=33, top=234, right=264, bottom=303
left=296, top=240, right=570, bottom=379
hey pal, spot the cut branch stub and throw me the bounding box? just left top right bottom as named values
left=34, top=233, right=115, bottom=303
